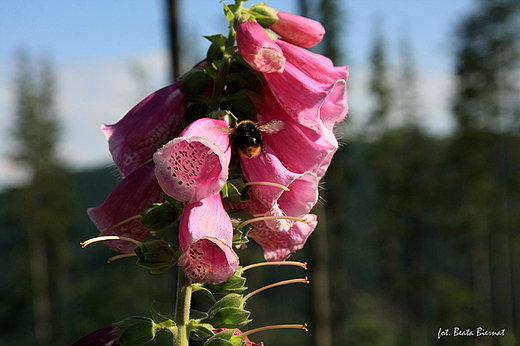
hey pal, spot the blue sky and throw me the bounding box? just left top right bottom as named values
left=0, top=0, right=476, bottom=190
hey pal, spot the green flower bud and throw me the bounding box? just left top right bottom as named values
left=135, top=240, right=181, bottom=274
left=113, top=317, right=157, bottom=346
left=249, top=3, right=279, bottom=27
left=180, top=67, right=210, bottom=95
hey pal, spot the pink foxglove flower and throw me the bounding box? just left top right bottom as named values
left=236, top=20, right=286, bottom=73
left=262, top=42, right=348, bottom=133
left=269, top=11, right=325, bottom=48
left=178, top=193, right=238, bottom=283
left=275, top=39, right=348, bottom=128
left=231, top=195, right=317, bottom=262
left=254, top=87, right=337, bottom=179
left=154, top=118, right=231, bottom=203
left=239, top=146, right=319, bottom=215
left=101, top=83, right=186, bottom=178
left=88, top=162, right=164, bottom=253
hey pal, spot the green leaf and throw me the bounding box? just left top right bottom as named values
left=204, top=34, right=227, bottom=46
left=192, top=285, right=217, bottom=302
left=150, top=305, right=176, bottom=329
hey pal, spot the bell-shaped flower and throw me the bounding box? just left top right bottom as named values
left=237, top=20, right=286, bottom=73
left=275, top=39, right=348, bottom=129
left=251, top=212, right=317, bottom=262
left=230, top=194, right=317, bottom=262
left=154, top=118, right=231, bottom=203
left=269, top=11, right=325, bottom=48
left=101, top=82, right=186, bottom=178
left=254, top=87, right=337, bottom=179
left=262, top=39, right=348, bottom=133
left=239, top=145, right=319, bottom=214
left=178, top=193, right=238, bottom=283
left=88, top=162, right=164, bottom=253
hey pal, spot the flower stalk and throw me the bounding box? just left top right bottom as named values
left=242, top=261, right=307, bottom=271
left=174, top=269, right=193, bottom=346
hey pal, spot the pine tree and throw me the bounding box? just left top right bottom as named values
left=12, top=50, right=71, bottom=346
left=451, top=0, right=520, bottom=337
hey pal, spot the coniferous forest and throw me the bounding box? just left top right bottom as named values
left=1, top=0, right=520, bottom=345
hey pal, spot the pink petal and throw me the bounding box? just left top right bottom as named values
left=178, top=194, right=238, bottom=283
left=250, top=213, right=318, bottom=262
left=153, top=118, right=230, bottom=203
left=259, top=39, right=348, bottom=132
left=254, top=88, right=337, bottom=179
left=102, top=83, right=186, bottom=178
left=87, top=162, right=164, bottom=253
left=240, top=146, right=318, bottom=210
left=237, top=20, right=286, bottom=73
left=270, top=11, right=325, bottom=48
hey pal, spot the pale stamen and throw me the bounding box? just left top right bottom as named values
left=80, top=235, right=142, bottom=248
left=242, top=261, right=307, bottom=272
left=243, top=277, right=309, bottom=302
left=239, top=216, right=309, bottom=228
left=107, top=253, right=137, bottom=263
left=244, top=181, right=290, bottom=191
left=241, top=323, right=308, bottom=337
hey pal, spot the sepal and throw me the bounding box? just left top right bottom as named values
left=201, top=294, right=251, bottom=329
left=113, top=317, right=158, bottom=346
left=204, top=329, right=237, bottom=346
left=188, top=320, right=215, bottom=340
left=181, top=67, right=211, bottom=95
left=193, top=267, right=248, bottom=302
left=135, top=240, right=181, bottom=274
left=150, top=305, right=177, bottom=330
left=140, top=200, right=184, bottom=232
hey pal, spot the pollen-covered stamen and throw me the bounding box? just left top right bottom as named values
left=243, top=277, right=309, bottom=302
left=244, top=181, right=290, bottom=191
left=242, top=261, right=307, bottom=272
left=241, top=323, right=308, bottom=338
left=80, top=235, right=143, bottom=248
left=239, top=215, right=310, bottom=229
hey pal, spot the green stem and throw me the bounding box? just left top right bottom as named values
left=210, top=52, right=232, bottom=110
left=174, top=269, right=192, bottom=346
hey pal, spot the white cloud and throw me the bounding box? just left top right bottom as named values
left=341, top=65, right=456, bottom=138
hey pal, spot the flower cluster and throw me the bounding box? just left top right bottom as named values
left=87, top=3, right=347, bottom=285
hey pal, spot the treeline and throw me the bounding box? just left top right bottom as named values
left=322, top=0, right=520, bottom=345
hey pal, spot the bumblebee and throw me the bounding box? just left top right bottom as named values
left=230, top=119, right=284, bottom=160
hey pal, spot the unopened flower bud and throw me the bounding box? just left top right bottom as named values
left=236, top=20, right=285, bottom=74
left=269, top=11, right=325, bottom=48
left=249, top=3, right=279, bottom=27
left=180, top=67, right=211, bottom=95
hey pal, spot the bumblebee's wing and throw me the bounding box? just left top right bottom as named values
left=215, top=127, right=236, bottom=135
left=258, top=120, right=284, bottom=134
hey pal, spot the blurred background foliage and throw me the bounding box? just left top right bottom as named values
left=1, top=0, right=520, bottom=345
